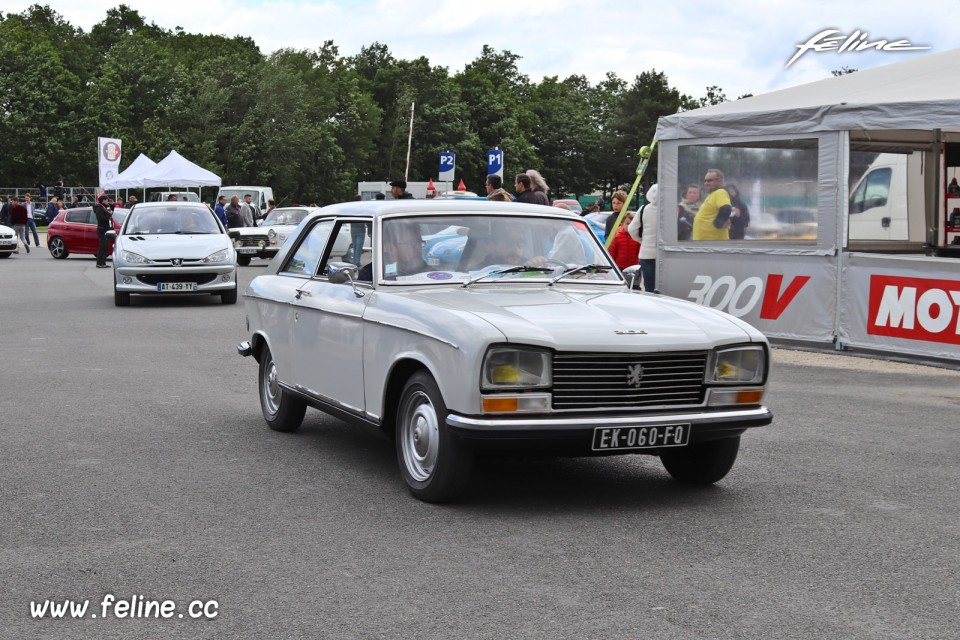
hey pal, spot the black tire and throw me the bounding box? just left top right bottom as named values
left=220, top=286, right=238, bottom=304
left=660, top=436, right=741, bottom=485
left=259, top=345, right=306, bottom=432
left=396, top=371, right=472, bottom=503
left=0, top=252, right=9, bottom=258
left=114, top=285, right=131, bottom=307
left=49, top=236, right=69, bottom=259
left=237, top=255, right=252, bottom=266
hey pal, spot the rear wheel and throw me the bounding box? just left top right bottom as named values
left=0, top=253, right=10, bottom=258
left=220, top=286, right=238, bottom=304
left=396, top=371, right=472, bottom=503
left=259, top=346, right=306, bottom=432
left=49, top=236, right=69, bottom=259
left=660, top=436, right=741, bottom=485
left=237, top=255, right=252, bottom=266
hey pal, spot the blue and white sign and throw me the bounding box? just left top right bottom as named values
left=439, top=151, right=455, bottom=181
left=486, top=148, right=504, bottom=179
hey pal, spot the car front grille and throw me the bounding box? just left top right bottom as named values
left=552, top=351, right=708, bottom=410
left=237, top=235, right=268, bottom=247
left=0, top=233, right=14, bottom=240
left=136, top=273, right=218, bottom=286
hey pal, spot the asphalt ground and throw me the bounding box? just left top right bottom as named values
left=1, top=246, right=958, bottom=639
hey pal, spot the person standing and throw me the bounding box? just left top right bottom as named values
left=692, top=169, right=732, bottom=240
left=725, top=183, right=751, bottom=240
left=485, top=175, right=511, bottom=201
left=239, top=193, right=257, bottom=226
left=9, top=197, right=29, bottom=253
left=126, top=195, right=138, bottom=208
left=94, top=194, right=113, bottom=267
left=0, top=196, right=11, bottom=226
left=677, top=184, right=700, bottom=241
left=225, top=196, right=243, bottom=228
left=604, top=190, right=629, bottom=238
left=214, top=195, right=228, bottom=227
left=513, top=174, right=541, bottom=205
left=22, top=194, right=40, bottom=247
left=607, top=210, right=641, bottom=271
left=45, top=197, right=60, bottom=224
left=526, top=170, right=550, bottom=206
left=628, top=183, right=659, bottom=292
left=389, top=179, right=414, bottom=200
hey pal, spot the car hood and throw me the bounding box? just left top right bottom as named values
left=399, top=285, right=762, bottom=351
left=118, top=234, right=231, bottom=259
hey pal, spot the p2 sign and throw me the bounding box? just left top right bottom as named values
left=439, top=152, right=455, bottom=181
left=486, top=149, right=504, bottom=178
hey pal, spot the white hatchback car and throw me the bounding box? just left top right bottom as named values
left=108, top=202, right=237, bottom=306
left=238, top=200, right=773, bottom=502
left=0, top=223, right=19, bottom=257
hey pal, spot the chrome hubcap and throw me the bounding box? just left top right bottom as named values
left=401, top=391, right=439, bottom=482
left=262, top=357, right=281, bottom=416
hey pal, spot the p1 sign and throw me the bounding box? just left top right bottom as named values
left=486, top=149, right=504, bottom=178
left=439, top=151, right=455, bottom=181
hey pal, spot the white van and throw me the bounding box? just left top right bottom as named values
left=848, top=152, right=922, bottom=241
left=217, top=186, right=275, bottom=221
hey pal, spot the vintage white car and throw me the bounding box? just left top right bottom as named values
left=108, top=202, right=237, bottom=306
left=230, top=206, right=317, bottom=266
left=237, top=200, right=773, bottom=502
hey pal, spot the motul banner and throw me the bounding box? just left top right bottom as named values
left=98, top=137, right=122, bottom=188
left=841, top=254, right=960, bottom=360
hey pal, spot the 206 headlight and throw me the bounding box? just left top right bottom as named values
left=707, top=345, right=766, bottom=384
left=203, top=249, right=230, bottom=264
left=121, top=250, right=153, bottom=264
left=481, top=347, right=552, bottom=390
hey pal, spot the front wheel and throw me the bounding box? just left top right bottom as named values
left=660, top=436, right=741, bottom=485
left=220, top=286, right=238, bottom=304
left=396, top=371, right=472, bottom=503
left=114, top=284, right=130, bottom=307
left=237, top=255, right=252, bottom=266
left=259, top=345, right=306, bottom=432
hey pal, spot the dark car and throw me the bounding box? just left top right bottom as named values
left=46, top=207, right=128, bottom=259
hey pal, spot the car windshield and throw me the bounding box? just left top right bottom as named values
left=125, top=206, right=221, bottom=235
left=376, top=214, right=619, bottom=284
left=262, top=208, right=308, bottom=226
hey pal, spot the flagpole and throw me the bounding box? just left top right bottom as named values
left=404, top=102, right=415, bottom=183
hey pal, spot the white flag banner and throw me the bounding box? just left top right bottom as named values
left=98, top=137, right=122, bottom=188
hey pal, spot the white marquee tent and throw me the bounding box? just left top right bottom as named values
left=101, top=153, right=156, bottom=189
left=138, top=150, right=221, bottom=188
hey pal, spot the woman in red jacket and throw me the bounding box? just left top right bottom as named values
left=607, top=209, right=640, bottom=271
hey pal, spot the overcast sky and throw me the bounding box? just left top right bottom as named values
left=8, top=0, right=955, bottom=99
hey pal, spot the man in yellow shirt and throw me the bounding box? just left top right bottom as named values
left=692, top=169, right=733, bottom=240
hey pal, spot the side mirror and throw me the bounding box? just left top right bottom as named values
left=327, top=261, right=359, bottom=284
left=622, top=265, right=640, bottom=290
left=105, top=230, right=117, bottom=240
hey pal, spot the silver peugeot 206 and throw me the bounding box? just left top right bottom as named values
left=109, top=201, right=238, bottom=307
left=237, top=200, right=773, bottom=502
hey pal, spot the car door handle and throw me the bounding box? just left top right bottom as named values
left=295, top=288, right=311, bottom=300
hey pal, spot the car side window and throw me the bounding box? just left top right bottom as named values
left=65, top=210, right=89, bottom=224
left=317, top=220, right=372, bottom=278
left=282, top=219, right=334, bottom=276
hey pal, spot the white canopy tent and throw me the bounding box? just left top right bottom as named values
left=138, top=150, right=221, bottom=189
left=101, top=153, right=156, bottom=189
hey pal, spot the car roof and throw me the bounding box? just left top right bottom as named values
left=133, top=201, right=211, bottom=209
left=307, top=199, right=583, bottom=221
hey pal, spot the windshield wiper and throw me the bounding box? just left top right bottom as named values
left=548, top=263, right=612, bottom=286
left=463, top=265, right=553, bottom=288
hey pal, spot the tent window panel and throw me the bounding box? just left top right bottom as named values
left=678, top=143, right=819, bottom=242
